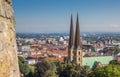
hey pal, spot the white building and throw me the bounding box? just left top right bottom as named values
left=21, top=45, right=30, bottom=51
left=25, top=59, right=36, bottom=65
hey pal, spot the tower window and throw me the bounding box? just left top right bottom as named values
left=79, top=52, right=80, bottom=55
left=79, top=58, right=80, bottom=61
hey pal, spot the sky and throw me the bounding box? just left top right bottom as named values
left=12, top=0, right=120, bottom=33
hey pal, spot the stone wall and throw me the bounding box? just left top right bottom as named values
left=0, top=0, right=20, bottom=77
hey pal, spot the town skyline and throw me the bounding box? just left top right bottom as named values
left=13, top=0, right=120, bottom=33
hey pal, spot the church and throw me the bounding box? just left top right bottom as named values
left=68, top=14, right=83, bottom=66
left=68, top=14, right=113, bottom=67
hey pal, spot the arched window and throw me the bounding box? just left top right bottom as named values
left=79, top=51, right=80, bottom=55
left=79, top=57, right=80, bottom=61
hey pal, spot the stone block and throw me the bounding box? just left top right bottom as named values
left=0, top=21, right=7, bottom=32
left=0, top=0, right=6, bottom=17
left=0, top=41, right=3, bottom=51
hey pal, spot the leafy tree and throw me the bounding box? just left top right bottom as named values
left=35, top=60, right=57, bottom=77
left=92, top=61, right=101, bottom=71
left=88, top=61, right=102, bottom=77
left=26, top=71, right=34, bottom=77
left=109, top=60, right=120, bottom=65
left=56, top=61, right=65, bottom=75
left=64, top=56, right=68, bottom=63
left=81, top=65, right=91, bottom=77
left=95, top=65, right=120, bottom=77
left=18, top=56, right=25, bottom=63
left=23, top=64, right=31, bottom=76
left=109, top=46, right=120, bottom=54
left=18, top=56, right=33, bottom=77
left=59, top=63, right=80, bottom=77
left=35, top=60, right=50, bottom=77
left=45, top=60, right=58, bottom=77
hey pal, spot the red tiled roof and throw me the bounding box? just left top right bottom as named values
left=31, top=54, right=43, bottom=58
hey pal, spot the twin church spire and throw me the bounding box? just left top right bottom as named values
left=68, top=14, right=82, bottom=66
left=69, top=15, right=74, bottom=48
left=75, top=14, right=81, bottom=48
left=69, top=14, right=81, bottom=48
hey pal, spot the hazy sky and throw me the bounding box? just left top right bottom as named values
left=13, top=0, right=120, bottom=33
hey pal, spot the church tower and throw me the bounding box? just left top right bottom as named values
left=73, top=14, right=82, bottom=66
left=68, top=14, right=82, bottom=66
left=68, top=15, right=74, bottom=63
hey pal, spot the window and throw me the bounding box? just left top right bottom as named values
left=79, top=58, right=80, bottom=61
left=79, top=52, right=80, bottom=55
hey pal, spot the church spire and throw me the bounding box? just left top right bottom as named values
left=74, top=14, right=81, bottom=48
left=68, top=14, right=82, bottom=66
left=69, top=14, right=74, bottom=48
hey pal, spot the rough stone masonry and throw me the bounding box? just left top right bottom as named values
left=0, top=0, right=20, bottom=77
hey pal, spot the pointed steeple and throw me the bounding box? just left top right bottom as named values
left=69, top=14, right=74, bottom=48
left=74, top=14, right=81, bottom=48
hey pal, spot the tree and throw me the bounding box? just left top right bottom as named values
left=35, top=60, right=57, bottom=77
left=18, top=56, right=25, bottom=63
left=26, top=71, right=34, bottom=77
left=64, top=56, right=68, bottom=63
left=18, top=56, right=32, bottom=77
left=92, top=61, right=101, bottom=71
left=56, top=61, right=65, bottom=75
left=81, top=65, right=91, bottom=77
left=97, top=65, right=120, bottom=77
left=59, top=63, right=80, bottom=77
left=109, top=46, right=120, bottom=54
left=35, top=60, right=50, bottom=77
left=109, top=60, right=120, bottom=65
left=45, top=60, right=58, bottom=77
left=89, top=64, right=120, bottom=77
left=88, top=61, right=102, bottom=77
